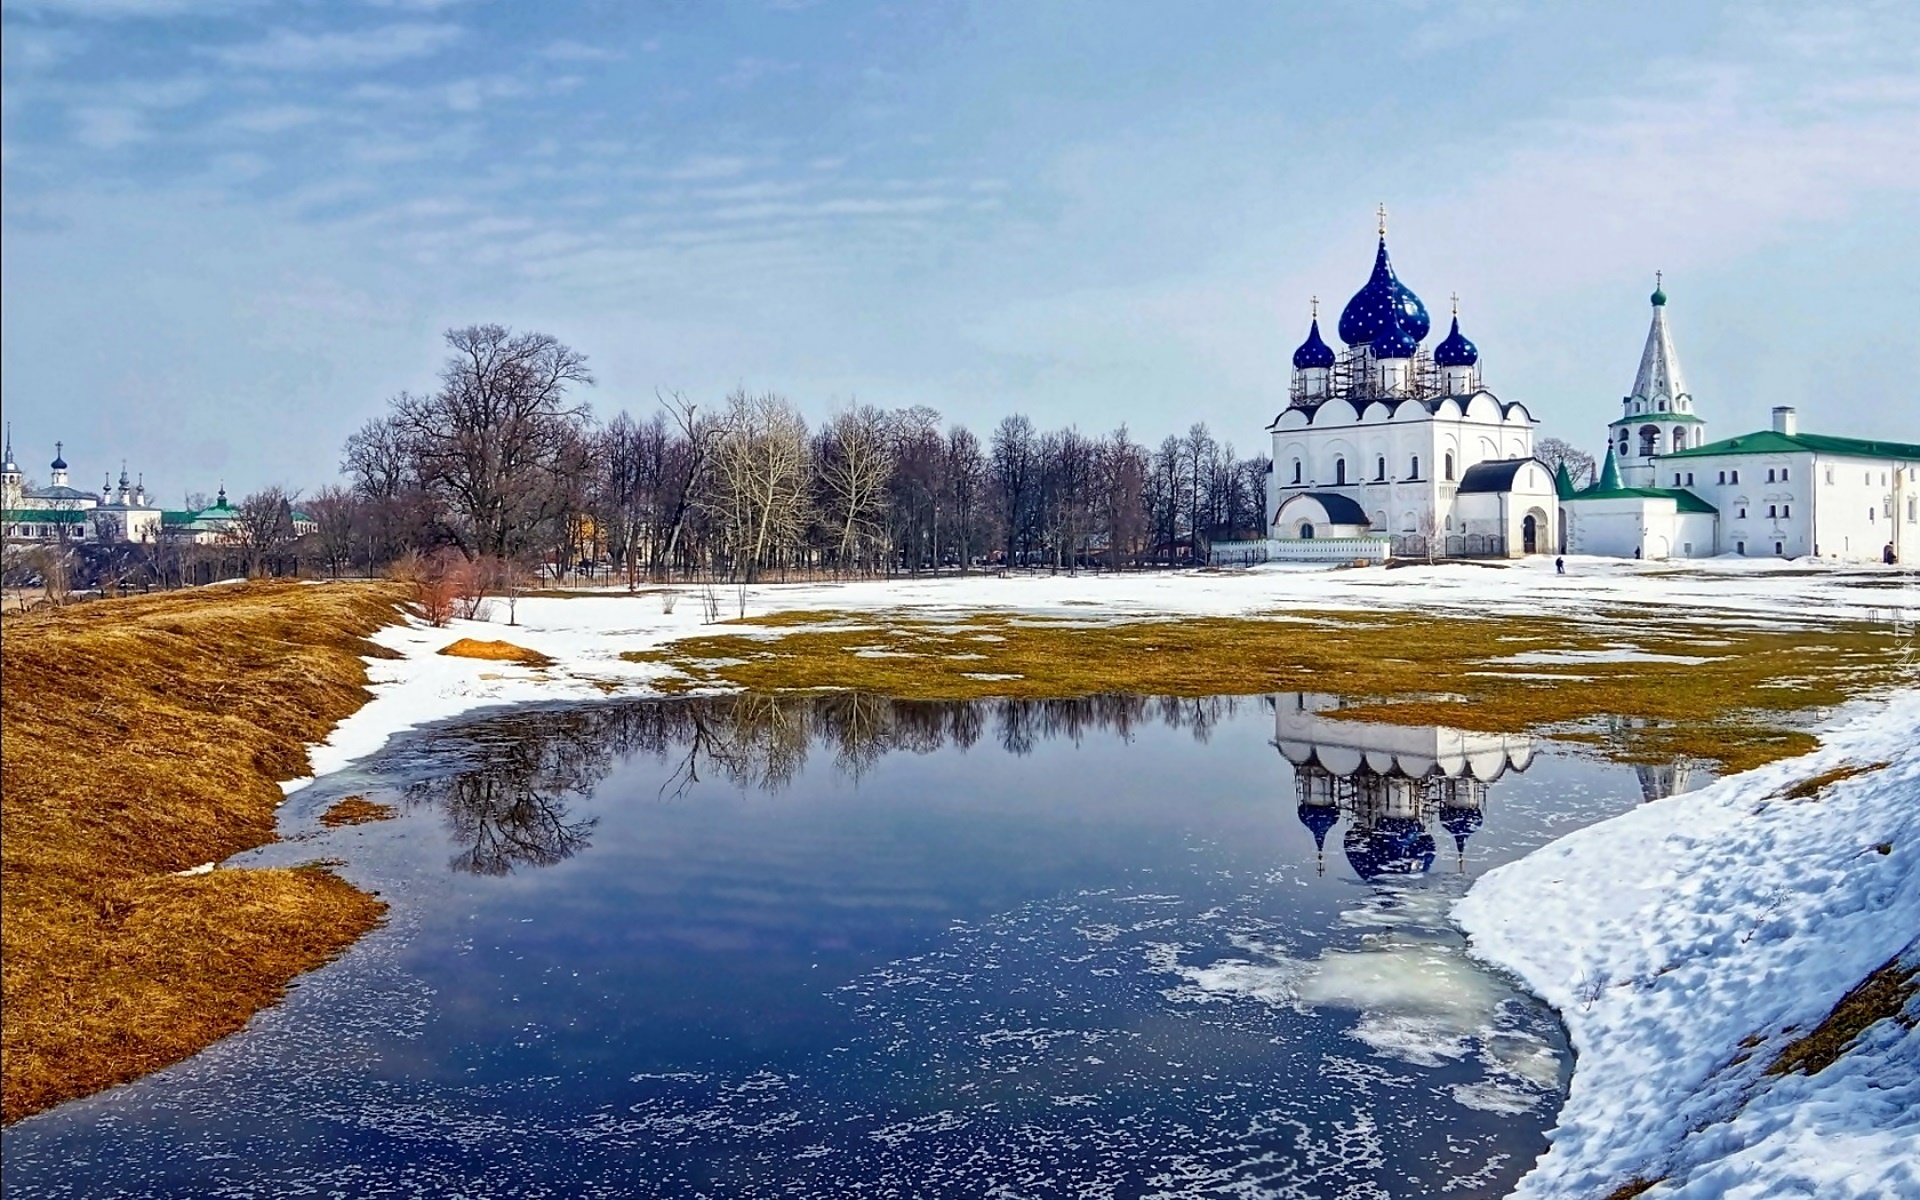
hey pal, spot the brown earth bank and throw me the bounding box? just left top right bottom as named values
left=1, top=581, right=408, bottom=1124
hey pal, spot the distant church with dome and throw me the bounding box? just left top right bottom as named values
left=1266, top=209, right=1559, bottom=560
left=1260, top=211, right=1919, bottom=564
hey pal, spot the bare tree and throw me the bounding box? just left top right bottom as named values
left=1536, top=436, right=1596, bottom=490
left=819, top=404, right=896, bottom=573
left=306, top=485, right=359, bottom=578
left=709, top=390, right=811, bottom=581
left=389, top=324, right=595, bottom=559
left=231, top=487, right=299, bottom=577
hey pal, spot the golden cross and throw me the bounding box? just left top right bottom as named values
left=1376, top=203, right=1387, bottom=236
left=1450, top=291, right=1459, bottom=316
left=1310, top=295, right=1319, bottom=319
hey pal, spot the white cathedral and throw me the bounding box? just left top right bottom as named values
left=1262, top=216, right=1919, bottom=564
left=1265, top=215, right=1559, bottom=560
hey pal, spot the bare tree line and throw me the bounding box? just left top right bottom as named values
left=6, top=322, right=1276, bottom=601
left=316, top=324, right=1273, bottom=583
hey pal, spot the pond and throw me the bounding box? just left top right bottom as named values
left=1, top=692, right=1700, bottom=1199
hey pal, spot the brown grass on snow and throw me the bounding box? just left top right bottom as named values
left=437, top=636, right=552, bottom=666
left=1766, top=952, right=1919, bottom=1078
left=319, top=796, right=398, bottom=827
left=625, top=608, right=1905, bottom=774
left=1, top=581, right=407, bottom=1124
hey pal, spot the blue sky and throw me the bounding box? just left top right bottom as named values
left=3, top=0, right=1917, bottom=499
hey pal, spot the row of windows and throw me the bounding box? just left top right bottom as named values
left=1290, top=453, right=1456, bottom=486
left=4, top=523, right=86, bottom=540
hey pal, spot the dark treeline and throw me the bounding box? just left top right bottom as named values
left=326, top=324, right=1272, bottom=582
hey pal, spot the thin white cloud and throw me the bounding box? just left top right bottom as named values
left=71, top=105, right=146, bottom=149
left=5, top=0, right=252, bottom=16
left=206, top=23, right=463, bottom=72
left=662, top=154, right=755, bottom=181
left=540, top=39, right=625, bottom=63
left=221, top=105, right=327, bottom=135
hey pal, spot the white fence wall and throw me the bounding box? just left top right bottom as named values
left=1265, top=537, right=1393, bottom=563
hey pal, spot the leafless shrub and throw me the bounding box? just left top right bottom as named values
left=660, top=589, right=679, bottom=615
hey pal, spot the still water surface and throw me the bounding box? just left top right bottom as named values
left=3, top=693, right=1693, bottom=1199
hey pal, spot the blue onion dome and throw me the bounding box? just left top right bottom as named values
left=50, top=444, right=68, bottom=471
left=1370, top=300, right=1420, bottom=360
left=1292, top=317, right=1336, bottom=370
left=1432, top=315, right=1478, bottom=367
left=1338, top=237, right=1430, bottom=347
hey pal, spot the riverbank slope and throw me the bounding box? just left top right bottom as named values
left=1456, top=689, right=1920, bottom=1199
left=0, top=582, right=406, bottom=1123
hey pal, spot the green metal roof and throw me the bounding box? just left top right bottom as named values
left=1568, top=485, right=1719, bottom=515
left=1609, top=411, right=1707, bottom=426
left=1663, top=428, right=1920, bottom=461
left=3, top=506, right=89, bottom=524
left=1553, top=461, right=1576, bottom=501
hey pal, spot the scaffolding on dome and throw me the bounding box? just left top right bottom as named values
left=1288, top=346, right=1481, bottom=409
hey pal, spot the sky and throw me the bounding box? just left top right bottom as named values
left=3, top=0, right=1918, bottom=500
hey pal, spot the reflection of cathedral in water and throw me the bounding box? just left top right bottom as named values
left=1272, top=694, right=1534, bottom=880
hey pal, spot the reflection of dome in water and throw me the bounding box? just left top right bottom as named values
left=1297, top=801, right=1340, bottom=850
left=1439, top=804, right=1483, bottom=852
left=1343, top=816, right=1437, bottom=880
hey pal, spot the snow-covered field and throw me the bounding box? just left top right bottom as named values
left=287, top=555, right=1917, bottom=1198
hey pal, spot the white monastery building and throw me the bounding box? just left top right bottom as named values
left=0, top=435, right=164, bottom=545
left=1560, top=281, right=1920, bottom=564
left=1265, top=213, right=1557, bottom=561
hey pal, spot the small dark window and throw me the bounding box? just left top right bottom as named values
left=1731, top=469, right=1740, bottom=484
left=1673, top=473, right=1681, bottom=486
left=1376, top=456, right=1386, bottom=481
left=1768, top=505, right=1777, bottom=518
left=1718, top=471, right=1726, bottom=484
left=1782, top=504, right=1790, bottom=518
left=1291, top=459, right=1302, bottom=484
left=1686, top=472, right=1694, bottom=485
left=1444, top=453, right=1455, bottom=481
left=1738, top=507, right=1747, bottom=518
left=1737, top=541, right=1746, bottom=555
left=1781, top=468, right=1789, bottom=481
left=1410, top=455, right=1421, bottom=479
left=1774, top=541, right=1784, bottom=555
left=1767, top=468, right=1775, bottom=482
left=1336, top=458, right=1348, bottom=486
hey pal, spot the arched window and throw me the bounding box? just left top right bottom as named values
left=1300, top=522, right=1315, bottom=540
left=1291, top=459, right=1302, bottom=484
left=1335, top=458, right=1348, bottom=486
left=1639, top=426, right=1659, bottom=457
left=1376, top=456, right=1386, bottom=481
left=1672, top=428, right=1686, bottom=452
left=1444, top=453, right=1455, bottom=481
left=1410, top=454, right=1421, bottom=479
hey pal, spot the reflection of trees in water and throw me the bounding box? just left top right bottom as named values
left=400, top=693, right=1250, bottom=873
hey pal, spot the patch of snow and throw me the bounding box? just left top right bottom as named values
left=1455, top=690, right=1920, bottom=1200
left=173, top=861, right=217, bottom=876
left=1491, top=649, right=1719, bottom=666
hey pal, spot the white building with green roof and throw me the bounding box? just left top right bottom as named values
left=1659, top=412, right=1919, bottom=562
left=1564, top=284, right=1920, bottom=563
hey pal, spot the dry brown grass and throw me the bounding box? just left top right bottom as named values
left=1774, top=762, right=1887, bottom=802
left=437, top=636, right=552, bottom=666
left=1, top=580, right=408, bottom=1124
left=1602, top=1178, right=1667, bottom=1200
left=319, top=796, right=398, bottom=827
left=624, top=608, right=1905, bottom=773
left=1766, top=953, right=1919, bottom=1078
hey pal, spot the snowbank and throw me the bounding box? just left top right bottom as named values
left=1455, top=689, right=1920, bottom=1199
